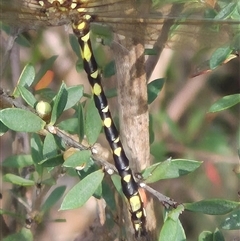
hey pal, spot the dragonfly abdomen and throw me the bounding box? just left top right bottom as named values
left=72, top=15, right=146, bottom=236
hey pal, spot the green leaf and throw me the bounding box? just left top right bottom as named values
left=50, top=83, right=68, bottom=125
left=63, top=150, right=91, bottom=169
left=78, top=103, right=85, bottom=141
left=0, top=121, right=9, bottom=135
left=60, top=169, right=104, bottom=210
left=35, top=88, right=56, bottom=102
left=111, top=174, right=124, bottom=197
left=13, top=64, right=35, bottom=97
left=43, top=133, right=58, bottom=159
left=2, top=155, right=34, bottom=168
left=147, top=78, right=165, bottom=104
left=143, top=159, right=202, bottom=183
left=209, top=94, right=240, bottom=113
left=16, top=34, right=31, bottom=47
left=39, top=154, right=64, bottom=167
left=93, top=182, right=102, bottom=199
left=221, top=209, right=240, bottom=230
left=210, top=46, right=232, bottom=69
left=0, top=108, right=45, bottom=132
left=3, top=174, right=35, bottom=186
left=3, top=228, right=33, bottom=241
left=159, top=218, right=185, bottom=241
left=64, top=85, right=84, bottom=111
left=31, top=133, right=43, bottom=164
left=102, top=181, right=116, bottom=211
left=214, top=2, right=237, bottom=20
left=213, top=228, right=224, bottom=241
left=0, top=209, right=22, bottom=218
left=85, top=98, right=102, bottom=145
left=103, top=61, right=116, bottom=78
left=75, top=58, right=84, bottom=72
left=33, top=55, right=58, bottom=85
left=149, top=113, right=155, bottom=144
left=232, top=33, right=240, bottom=51
left=105, top=88, right=117, bottom=98
left=91, top=23, right=113, bottom=46
left=69, top=34, right=81, bottom=58
left=184, top=199, right=240, bottom=215
left=17, top=86, right=37, bottom=108
left=198, top=231, right=213, bottom=241
left=41, top=186, right=66, bottom=213
left=57, top=118, right=79, bottom=134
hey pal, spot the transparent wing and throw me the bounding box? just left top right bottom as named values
left=1, top=0, right=239, bottom=47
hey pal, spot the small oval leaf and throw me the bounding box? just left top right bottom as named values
left=50, top=83, right=68, bottom=125
left=3, top=174, right=35, bottom=186
left=209, top=94, right=240, bottom=113
left=60, top=169, right=104, bottom=210
left=147, top=78, right=165, bottom=104
left=64, top=85, right=84, bottom=111
left=0, top=108, right=45, bottom=132
left=17, top=86, right=37, bottom=108
left=63, top=150, right=91, bottom=169
left=13, top=64, right=35, bottom=97
left=210, top=46, right=232, bottom=69
left=85, top=98, right=102, bottom=145
left=143, top=159, right=202, bottom=183
left=184, top=199, right=240, bottom=215
left=159, top=219, right=185, bottom=241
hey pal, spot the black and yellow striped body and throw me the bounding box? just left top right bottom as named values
left=72, top=15, right=146, bottom=236
left=34, top=0, right=146, bottom=235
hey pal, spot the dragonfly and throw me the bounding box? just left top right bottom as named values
left=0, top=0, right=239, bottom=239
